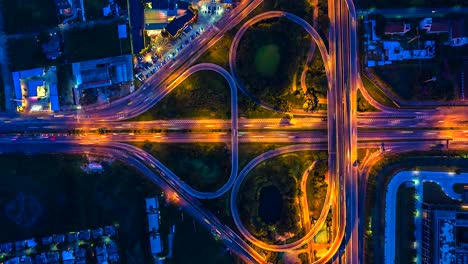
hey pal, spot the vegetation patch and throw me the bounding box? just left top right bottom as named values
left=134, top=142, right=231, bottom=193
left=394, top=184, right=416, bottom=263
left=373, top=64, right=454, bottom=101
left=172, top=214, right=236, bottom=264
left=0, top=0, right=58, bottom=34
left=237, top=18, right=327, bottom=112
left=238, top=151, right=327, bottom=244
left=306, top=161, right=328, bottom=219
left=0, top=154, right=157, bottom=262
left=57, top=64, right=75, bottom=106
left=7, top=37, right=48, bottom=71
left=62, top=22, right=131, bottom=62
left=361, top=74, right=398, bottom=108
left=132, top=71, right=230, bottom=120
left=195, top=32, right=233, bottom=69
left=357, top=89, right=379, bottom=112
left=254, top=44, right=281, bottom=77
left=423, top=182, right=461, bottom=205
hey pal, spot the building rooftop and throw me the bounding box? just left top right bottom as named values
left=145, top=197, right=159, bottom=212
left=384, top=22, right=410, bottom=35
left=149, top=234, right=163, bottom=254
left=164, top=8, right=195, bottom=37
left=27, top=80, right=43, bottom=97
left=148, top=212, right=160, bottom=232
left=118, top=24, right=127, bottom=39
left=144, top=9, right=169, bottom=29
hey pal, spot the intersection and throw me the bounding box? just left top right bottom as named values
left=1, top=0, right=468, bottom=263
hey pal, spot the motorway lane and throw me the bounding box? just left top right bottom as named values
left=2, top=113, right=468, bottom=133
left=3, top=129, right=466, bottom=144
left=0, top=4, right=465, bottom=264
left=343, top=0, right=359, bottom=262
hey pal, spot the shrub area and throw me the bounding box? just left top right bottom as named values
left=63, top=23, right=131, bottom=62
left=238, top=151, right=327, bottom=244
left=0, top=0, right=58, bottom=34
left=134, top=142, right=231, bottom=193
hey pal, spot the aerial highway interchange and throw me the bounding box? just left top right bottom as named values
left=1, top=0, right=468, bottom=263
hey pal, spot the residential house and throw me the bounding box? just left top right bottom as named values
left=420, top=18, right=450, bottom=34
left=75, top=248, right=87, bottom=264
left=41, top=236, right=53, bottom=246
left=104, top=225, right=117, bottom=236
left=26, top=239, right=37, bottom=248
left=149, top=234, right=163, bottom=255
left=384, top=22, right=411, bottom=35
left=46, top=252, right=60, bottom=263
left=1, top=242, right=13, bottom=252
left=148, top=212, right=160, bottom=232
left=19, top=256, right=32, bottom=264
left=5, top=257, right=19, bottom=264
left=145, top=197, right=159, bottom=213
left=14, top=240, right=26, bottom=251
left=67, top=232, right=78, bottom=243
left=92, top=228, right=104, bottom=239
left=62, top=250, right=74, bottom=264
left=35, top=253, right=47, bottom=264
left=78, top=230, right=91, bottom=240
left=52, top=234, right=65, bottom=244
left=449, top=19, right=468, bottom=47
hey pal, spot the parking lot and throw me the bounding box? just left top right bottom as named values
left=133, top=2, right=230, bottom=83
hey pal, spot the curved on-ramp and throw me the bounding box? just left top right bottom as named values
left=117, top=63, right=240, bottom=200
left=0, top=141, right=267, bottom=264
left=229, top=144, right=335, bottom=252
left=228, top=11, right=332, bottom=116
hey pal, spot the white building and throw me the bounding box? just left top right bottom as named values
left=145, top=197, right=159, bottom=212
left=150, top=234, right=163, bottom=255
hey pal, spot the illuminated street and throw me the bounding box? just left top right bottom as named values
left=1, top=0, right=468, bottom=263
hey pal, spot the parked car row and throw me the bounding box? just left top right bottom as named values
left=133, top=26, right=205, bottom=83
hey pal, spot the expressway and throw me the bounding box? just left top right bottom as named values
left=4, top=129, right=467, bottom=144
left=2, top=111, right=468, bottom=133
left=0, top=0, right=467, bottom=262
left=120, top=62, right=241, bottom=200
